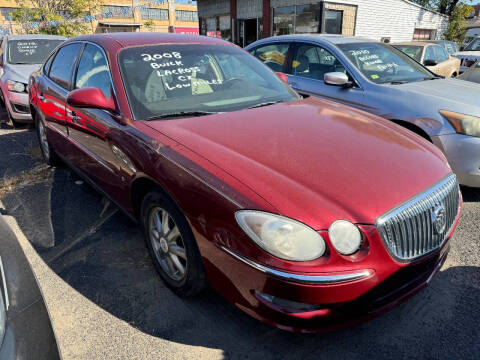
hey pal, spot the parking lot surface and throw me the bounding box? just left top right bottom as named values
left=0, top=118, right=479, bottom=359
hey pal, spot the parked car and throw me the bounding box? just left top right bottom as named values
left=30, top=33, right=461, bottom=332
left=428, top=40, right=459, bottom=56
left=458, top=61, right=480, bottom=83
left=392, top=42, right=460, bottom=77
left=462, top=28, right=480, bottom=49
left=0, top=216, right=61, bottom=359
left=246, top=34, right=480, bottom=188
left=0, top=34, right=66, bottom=126
left=456, top=36, right=480, bottom=73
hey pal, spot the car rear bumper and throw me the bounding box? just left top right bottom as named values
left=432, top=133, right=480, bottom=187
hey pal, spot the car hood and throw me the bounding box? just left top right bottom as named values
left=390, top=78, right=480, bottom=111
left=145, top=97, right=450, bottom=229
left=455, top=51, right=480, bottom=58
left=4, top=64, right=41, bottom=83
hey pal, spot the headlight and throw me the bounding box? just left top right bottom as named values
left=440, top=110, right=480, bottom=137
left=328, top=220, right=363, bottom=255
left=7, top=80, right=27, bottom=93
left=235, top=211, right=326, bottom=261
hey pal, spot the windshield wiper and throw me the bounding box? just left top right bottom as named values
left=422, top=76, right=442, bottom=81
left=248, top=100, right=283, bottom=109
left=145, top=111, right=219, bottom=121
left=387, top=80, right=410, bottom=85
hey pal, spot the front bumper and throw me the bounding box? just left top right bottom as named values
left=432, top=133, right=480, bottom=187
left=201, top=223, right=452, bottom=333
left=3, top=90, right=31, bottom=122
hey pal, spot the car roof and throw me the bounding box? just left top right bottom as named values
left=393, top=41, right=433, bottom=46
left=5, top=34, right=67, bottom=41
left=255, top=34, right=376, bottom=45
left=69, top=33, right=233, bottom=48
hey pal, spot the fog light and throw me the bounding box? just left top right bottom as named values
left=328, top=220, right=362, bottom=255
left=255, top=291, right=324, bottom=312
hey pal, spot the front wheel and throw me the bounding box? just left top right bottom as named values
left=141, top=189, right=207, bottom=297
left=36, top=113, right=60, bottom=166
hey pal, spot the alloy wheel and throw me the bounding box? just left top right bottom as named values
left=148, top=207, right=188, bottom=282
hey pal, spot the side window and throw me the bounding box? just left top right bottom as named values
left=424, top=45, right=435, bottom=63
left=292, top=44, right=346, bottom=80
left=434, top=45, right=449, bottom=62
left=253, top=43, right=290, bottom=72
left=75, top=44, right=111, bottom=98
left=49, top=43, right=83, bottom=89
left=43, top=53, right=54, bottom=75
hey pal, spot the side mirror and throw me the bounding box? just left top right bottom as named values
left=276, top=72, right=289, bottom=83
left=324, top=72, right=352, bottom=87
left=67, top=87, right=116, bottom=113
left=424, top=59, right=437, bottom=66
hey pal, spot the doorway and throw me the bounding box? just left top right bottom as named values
left=238, top=18, right=261, bottom=47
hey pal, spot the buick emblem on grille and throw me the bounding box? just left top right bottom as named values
left=432, top=204, right=447, bottom=235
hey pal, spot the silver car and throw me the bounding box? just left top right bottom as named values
left=246, top=34, right=480, bottom=187
left=458, top=61, right=480, bottom=83
left=0, top=34, right=66, bottom=125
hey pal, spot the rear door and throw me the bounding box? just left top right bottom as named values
left=37, top=43, right=83, bottom=152
left=433, top=45, right=454, bottom=77
left=66, top=43, right=126, bottom=198
left=287, top=42, right=365, bottom=109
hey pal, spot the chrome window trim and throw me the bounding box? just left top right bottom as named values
left=220, top=246, right=374, bottom=285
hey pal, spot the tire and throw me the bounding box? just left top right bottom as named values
left=35, top=112, right=61, bottom=166
left=140, top=189, right=207, bottom=297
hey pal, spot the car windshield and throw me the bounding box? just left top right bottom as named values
left=393, top=45, right=423, bottom=62
left=465, top=38, right=480, bottom=51
left=118, top=44, right=299, bottom=120
left=338, top=42, right=435, bottom=84
left=7, top=39, right=64, bottom=65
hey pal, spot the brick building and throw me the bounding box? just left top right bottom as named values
left=197, top=0, right=449, bottom=47
left=0, top=0, right=199, bottom=34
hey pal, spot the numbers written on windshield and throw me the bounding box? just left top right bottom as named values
left=140, top=51, right=224, bottom=91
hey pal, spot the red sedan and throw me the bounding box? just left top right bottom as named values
left=29, top=33, right=461, bottom=332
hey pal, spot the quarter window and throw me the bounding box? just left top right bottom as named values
left=49, top=43, right=83, bottom=89
left=292, top=44, right=346, bottom=80
left=252, top=43, right=290, bottom=72
left=75, top=44, right=111, bottom=98
left=424, top=45, right=435, bottom=64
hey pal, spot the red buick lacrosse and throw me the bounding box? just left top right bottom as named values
left=29, top=33, right=461, bottom=332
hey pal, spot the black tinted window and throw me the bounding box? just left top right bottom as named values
left=49, top=43, right=83, bottom=89
left=75, top=44, right=111, bottom=98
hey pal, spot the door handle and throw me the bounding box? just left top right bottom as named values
left=38, top=94, right=45, bottom=102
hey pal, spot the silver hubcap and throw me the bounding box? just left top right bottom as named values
left=38, top=121, right=49, bottom=160
left=148, top=207, right=187, bottom=282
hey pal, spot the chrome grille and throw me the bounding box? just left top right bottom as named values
left=376, top=174, right=460, bottom=262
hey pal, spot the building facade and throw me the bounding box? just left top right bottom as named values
left=0, top=0, right=199, bottom=34
left=198, top=0, right=449, bottom=47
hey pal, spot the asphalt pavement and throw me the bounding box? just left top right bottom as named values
left=0, top=117, right=479, bottom=360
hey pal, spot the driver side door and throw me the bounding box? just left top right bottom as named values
left=287, top=42, right=365, bottom=110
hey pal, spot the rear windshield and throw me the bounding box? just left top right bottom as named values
left=465, top=38, right=480, bottom=51
left=118, top=44, right=299, bottom=120
left=393, top=45, right=423, bottom=62
left=7, top=39, right=64, bottom=65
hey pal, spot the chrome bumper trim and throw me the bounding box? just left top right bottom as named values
left=221, top=246, right=374, bottom=285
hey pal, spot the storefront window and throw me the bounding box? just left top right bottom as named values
left=295, top=4, right=321, bottom=33
left=325, top=9, right=343, bottom=34
left=219, top=15, right=231, bottom=41
left=273, top=6, right=295, bottom=35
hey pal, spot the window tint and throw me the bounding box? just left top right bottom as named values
left=75, top=44, right=111, bottom=98
left=292, top=44, right=345, bottom=80
left=49, top=43, right=82, bottom=89
left=253, top=43, right=289, bottom=72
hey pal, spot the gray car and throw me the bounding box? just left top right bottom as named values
left=0, top=34, right=66, bottom=125
left=246, top=34, right=480, bottom=187
left=458, top=61, right=480, bottom=83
